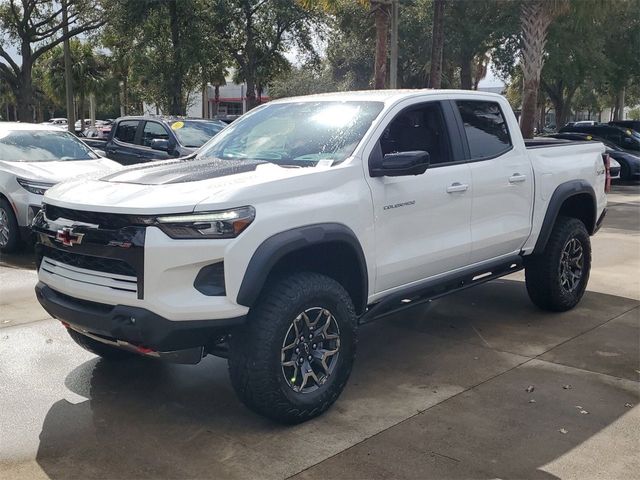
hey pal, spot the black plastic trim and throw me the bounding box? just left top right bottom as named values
left=237, top=223, right=368, bottom=313
left=594, top=208, right=607, bottom=234
left=533, top=180, right=597, bottom=255
left=359, top=255, right=523, bottom=324
left=35, top=282, right=244, bottom=351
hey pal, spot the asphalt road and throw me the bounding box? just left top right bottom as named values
left=0, top=184, right=638, bottom=479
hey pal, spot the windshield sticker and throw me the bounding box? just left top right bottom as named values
left=316, top=159, right=334, bottom=168
left=172, top=121, right=184, bottom=130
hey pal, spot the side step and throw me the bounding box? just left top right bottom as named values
left=358, top=257, right=523, bottom=325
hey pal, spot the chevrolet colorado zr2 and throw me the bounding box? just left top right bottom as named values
left=33, top=90, right=608, bottom=424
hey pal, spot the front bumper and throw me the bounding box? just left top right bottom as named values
left=32, top=204, right=249, bottom=321
left=36, top=282, right=245, bottom=360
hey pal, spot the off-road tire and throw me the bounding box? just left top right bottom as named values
left=525, top=216, right=591, bottom=312
left=228, top=272, right=357, bottom=424
left=67, top=328, right=138, bottom=361
left=0, top=198, right=20, bottom=253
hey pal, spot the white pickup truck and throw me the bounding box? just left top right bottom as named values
left=33, top=90, right=608, bottom=424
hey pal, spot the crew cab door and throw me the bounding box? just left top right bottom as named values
left=106, top=120, right=144, bottom=165
left=452, top=100, right=533, bottom=262
left=138, top=121, right=175, bottom=162
left=365, top=100, right=472, bottom=293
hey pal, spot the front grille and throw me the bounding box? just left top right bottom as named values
left=43, top=204, right=153, bottom=230
left=41, top=245, right=137, bottom=277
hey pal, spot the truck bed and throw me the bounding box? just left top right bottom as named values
left=525, top=138, right=594, bottom=149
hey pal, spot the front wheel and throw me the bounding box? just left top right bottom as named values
left=525, top=216, right=591, bottom=312
left=228, top=272, right=357, bottom=424
left=0, top=198, right=20, bottom=253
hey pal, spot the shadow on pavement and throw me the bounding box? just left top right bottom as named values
left=33, top=280, right=639, bottom=480
left=0, top=249, right=36, bottom=270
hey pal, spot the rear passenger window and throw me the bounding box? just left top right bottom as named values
left=114, top=120, right=139, bottom=144
left=456, top=101, right=512, bottom=159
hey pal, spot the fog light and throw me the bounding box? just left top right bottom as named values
left=194, top=262, right=226, bottom=296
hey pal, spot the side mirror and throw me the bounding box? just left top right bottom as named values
left=150, top=138, right=171, bottom=152
left=94, top=149, right=107, bottom=157
left=371, top=150, right=430, bottom=177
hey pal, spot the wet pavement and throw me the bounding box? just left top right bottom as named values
left=0, top=184, right=638, bottom=479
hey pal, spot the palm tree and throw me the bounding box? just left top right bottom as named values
left=519, top=0, right=569, bottom=138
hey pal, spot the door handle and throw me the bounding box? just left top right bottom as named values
left=446, top=182, right=469, bottom=193
left=509, top=173, right=527, bottom=183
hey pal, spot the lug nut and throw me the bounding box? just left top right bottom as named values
left=295, top=348, right=300, bottom=353
left=312, top=344, right=317, bottom=349
left=308, top=355, right=312, bottom=361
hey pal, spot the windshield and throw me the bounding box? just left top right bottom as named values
left=196, top=101, right=384, bottom=167
left=171, top=120, right=226, bottom=148
left=0, top=130, right=99, bottom=162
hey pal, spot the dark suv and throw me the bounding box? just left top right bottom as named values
left=99, top=117, right=226, bottom=165
left=559, top=123, right=640, bottom=153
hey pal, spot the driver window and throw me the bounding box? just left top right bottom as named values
left=380, top=103, right=452, bottom=165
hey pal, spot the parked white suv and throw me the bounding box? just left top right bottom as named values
left=33, top=90, right=607, bottom=423
left=0, top=123, right=120, bottom=252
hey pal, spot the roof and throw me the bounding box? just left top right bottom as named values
left=117, top=115, right=223, bottom=123
left=270, top=88, right=505, bottom=105
left=0, top=122, right=66, bottom=132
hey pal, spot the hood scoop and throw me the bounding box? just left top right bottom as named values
left=101, top=158, right=267, bottom=185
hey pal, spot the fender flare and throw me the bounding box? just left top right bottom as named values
left=533, top=179, right=597, bottom=255
left=236, top=223, right=368, bottom=312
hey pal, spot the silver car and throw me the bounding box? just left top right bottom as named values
left=0, top=123, right=120, bottom=252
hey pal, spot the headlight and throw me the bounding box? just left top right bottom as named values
left=16, top=178, right=55, bottom=195
left=156, top=206, right=255, bottom=239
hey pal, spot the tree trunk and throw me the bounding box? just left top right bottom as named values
left=614, top=86, right=625, bottom=120
left=62, top=0, right=75, bottom=132
left=429, top=0, right=445, bottom=89
left=519, top=1, right=555, bottom=138
left=16, top=51, right=34, bottom=122
left=372, top=1, right=391, bottom=89
left=460, top=57, right=472, bottom=90
left=168, top=0, right=184, bottom=115
left=79, top=90, right=85, bottom=133
left=213, top=84, right=220, bottom=116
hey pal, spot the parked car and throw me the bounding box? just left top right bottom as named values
left=545, top=132, right=638, bottom=179
left=90, top=116, right=226, bottom=165
left=573, top=120, right=599, bottom=126
left=80, top=124, right=112, bottom=140
left=559, top=123, right=640, bottom=152
left=34, top=90, right=607, bottom=423
left=0, top=123, right=120, bottom=252
left=40, top=118, right=68, bottom=130
left=609, top=120, right=640, bottom=132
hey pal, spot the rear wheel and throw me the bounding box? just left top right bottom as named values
left=228, top=272, right=357, bottom=424
left=525, top=216, right=591, bottom=312
left=67, top=328, right=137, bottom=361
left=0, top=198, right=20, bottom=253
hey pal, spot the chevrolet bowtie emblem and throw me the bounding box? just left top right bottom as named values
left=56, top=227, right=84, bottom=247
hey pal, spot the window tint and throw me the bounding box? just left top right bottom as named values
left=456, top=101, right=512, bottom=159
left=380, top=102, right=452, bottom=164
left=115, top=120, right=139, bottom=144
left=142, top=121, right=169, bottom=147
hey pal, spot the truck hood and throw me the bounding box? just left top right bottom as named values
left=0, top=158, right=120, bottom=183
left=43, top=157, right=333, bottom=214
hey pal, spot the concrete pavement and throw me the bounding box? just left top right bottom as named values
left=0, top=183, right=638, bottom=479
